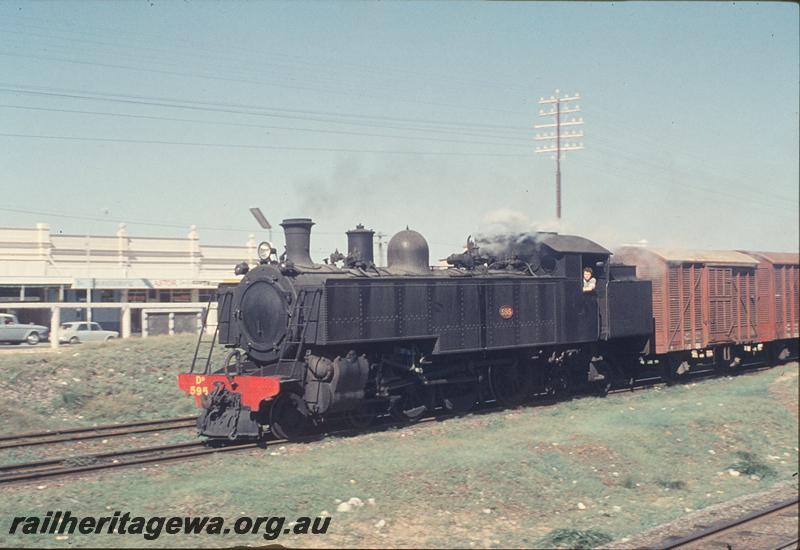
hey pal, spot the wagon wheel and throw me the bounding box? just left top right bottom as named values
left=390, top=383, right=434, bottom=423
left=346, top=402, right=378, bottom=430
left=269, top=392, right=308, bottom=441
left=440, top=380, right=479, bottom=414
left=489, top=361, right=533, bottom=407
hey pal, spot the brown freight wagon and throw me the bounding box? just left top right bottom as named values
left=739, top=251, right=799, bottom=353
left=614, top=247, right=759, bottom=355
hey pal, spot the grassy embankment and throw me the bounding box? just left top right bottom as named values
left=0, top=335, right=207, bottom=434
left=0, top=338, right=797, bottom=548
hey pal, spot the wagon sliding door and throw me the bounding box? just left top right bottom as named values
left=666, top=263, right=703, bottom=351
left=730, top=268, right=757, bottom=342
left=776, top=264, right=800, bottom=340
left=706, top=266, right=757, bottom=344
left=707, top=266, right=734, bottom=344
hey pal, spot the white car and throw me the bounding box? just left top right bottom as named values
left=59, top=322, right=119, bottom=344
left=0, top=313, right=50, bottom=345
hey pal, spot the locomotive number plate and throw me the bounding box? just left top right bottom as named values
left=499, top=305, right=514, bottom=319
left=188, top=375, right=210, bottom=396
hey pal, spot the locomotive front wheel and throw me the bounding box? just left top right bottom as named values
left=346, top=402, right=377, bottom=430
left=269, top=393, right=308, bottom=441
left=489, top=362, right=533, bottom=408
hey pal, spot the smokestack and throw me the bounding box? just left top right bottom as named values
left=346, top=224, right=375, bottom=266
left=280, top=218, right=315, bottom=267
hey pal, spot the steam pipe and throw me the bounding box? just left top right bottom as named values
left=346, top=224, right=375, bottom=266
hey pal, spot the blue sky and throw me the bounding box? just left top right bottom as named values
left=0, top=1, right=797, bottom=263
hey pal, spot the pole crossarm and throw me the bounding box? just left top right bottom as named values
left=535, top=145, right=585, bottom=153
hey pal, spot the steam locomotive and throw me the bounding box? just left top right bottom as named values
left=177, top=218, right=799, bottom=441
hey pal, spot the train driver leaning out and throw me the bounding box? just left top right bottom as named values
left=582, top=266, right=597, bottom=293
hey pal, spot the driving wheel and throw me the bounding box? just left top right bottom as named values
left=489, top=361, right=533, bottom=407
left=440, top=380, right=479, bottom=414
left=390, top=383, right=433, bottom=423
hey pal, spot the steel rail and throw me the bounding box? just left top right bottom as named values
left=0, top=404, right=509, bottom=484
left=658, top=497, right=799, bottom=550
left=0, top=441, right=257, bottom=484
left=0, top=416, right=197, bottom=441
left=0, top=417, right=197, bottom=450
left=0, top=361, right=789, bottom=485
left=0, top=441, right=205, bottom=473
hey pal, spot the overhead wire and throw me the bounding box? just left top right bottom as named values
left=584, top=141, right=797, bottom=209
left=0, top=15, right=543, bottom=117
left=0, top=205, right=357, bottom=236
left=596, top=117, right=798, bottom=201
left=0, top=15, right=541, bottom=98
left=0, top=49, right=533, bottom=118
left=578, top=147, right=797, bottom=216
left=0, top=103, right=533, bottom=148
left=0, top=131, right=533, bottom=157
left=1, top=18, right=786, bottom=223
left=0, top=82, right=534, bottom=134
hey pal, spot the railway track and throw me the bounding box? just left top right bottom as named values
left=0, top=417, right=198, bottom=450
left=0, top=404, right=502, bottom=485
left=0, top=362, right=788, bottom=485
left=659, top=497, right=799, bottom=550
left=0, top=440, right=258, bottom=484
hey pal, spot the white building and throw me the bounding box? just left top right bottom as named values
left=0, top=223, right=256, bottom=345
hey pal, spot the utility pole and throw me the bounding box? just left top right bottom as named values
left=375, top=232, right=386, bottom=267
left=534, top=90, right=584, bottom=220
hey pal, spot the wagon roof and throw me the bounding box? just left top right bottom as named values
left=540, top=234, right=610, bottom=255
left=739, top=250, right=800, bottom=265
left=615, top=246, right=758, bottom=266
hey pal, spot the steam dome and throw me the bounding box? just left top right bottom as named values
left=387, top=228, right=430, bottom=274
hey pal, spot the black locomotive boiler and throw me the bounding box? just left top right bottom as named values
left=178, top=217, right=655, bottom=440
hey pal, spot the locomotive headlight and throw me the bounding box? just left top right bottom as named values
left=257, top=241, right=274, bottom=261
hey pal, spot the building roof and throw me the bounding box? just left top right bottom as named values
left=615, top=246, right=758, bottom=267
left=739, top=251, right=800, bottom=266
left=0, top=223, right=258, bottom=284
left=540, top=234, right=610, bottom=255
